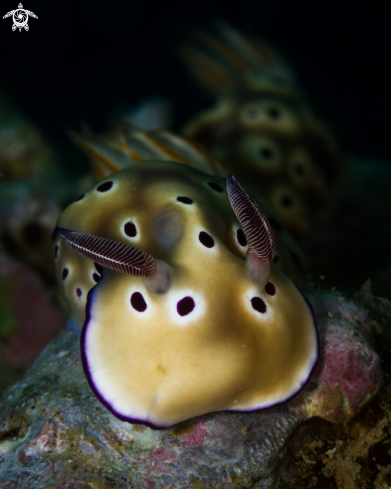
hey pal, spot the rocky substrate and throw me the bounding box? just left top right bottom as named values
left=0, top=288, right=384, bottom=488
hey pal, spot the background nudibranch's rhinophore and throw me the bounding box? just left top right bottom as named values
left=179, top=22, right=341, bottom=238
left=54, top=161, right=318, bottom=428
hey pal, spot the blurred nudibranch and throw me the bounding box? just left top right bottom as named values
left=179, top=21, right=342, bottom=238
left=54, top=158, right=318, bottom=428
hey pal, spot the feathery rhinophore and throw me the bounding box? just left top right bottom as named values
left=60, top=230, right=156, bottom=277
left=227, top=174, right=275, bottom=261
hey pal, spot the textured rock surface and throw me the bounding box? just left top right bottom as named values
left=0, top=330, right=298, bottom=489
left=0, top=290, right=383, bottom=488
left=278, top=284, right=391, bottom=488
left=295, top=290, right=382, bottom=423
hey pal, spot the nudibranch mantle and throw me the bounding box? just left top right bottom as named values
left=55, top=161, right=318, bottom=428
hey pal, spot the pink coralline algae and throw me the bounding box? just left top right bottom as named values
left=181, top=420, right=207, bottom=447
left=0, top=290, right=383, bottom=488
left=295, top=291, right=382, bottom=424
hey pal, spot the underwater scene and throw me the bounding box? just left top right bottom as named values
left=0, top=2, right=390, bottom=488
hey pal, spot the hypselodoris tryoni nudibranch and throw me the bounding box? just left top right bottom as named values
left=54, top=161, right=318, bottom=429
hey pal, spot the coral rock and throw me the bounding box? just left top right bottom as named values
left=0, top=291, right=382, bottom=488
left=295, top=290, right=382, bottom=424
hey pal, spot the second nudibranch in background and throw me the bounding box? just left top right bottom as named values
left=180, top=21, right=341, bottom=238
left=54, top=162, right=318, bottom=428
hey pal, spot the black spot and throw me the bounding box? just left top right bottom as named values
left=290, top=251, right=303, bottom=270
left=267, top=107, right=281, bottom=119
left=281, top=195, right=293, bottom=208
left=97, top=181, right=113, bottom=192
left=54, top=244, right=59, bottom=258
left=259, top=147, right=273, bottom=159
left=177, top=296, right=195, bottom=316
left=236, top=229, right=247, bottom=247
left=267, top=217, right=282, bottom=232
left=294, top=163, right=305, bottom=176
left=265, top=282, right=276, bottom=296
left=22, top=223, right=43, bottom=243
left=62, top=268, right=69, bottom=280
left=92, top=273, right=101, bottom=283
left=131, top=292, right=147, bottom=312
left=75, top=194, right=85, bottom=201
left=208, top=182, right=223, bottom=193
left=177, top=196, right=193, bottom=205
left=94, top=263, right=103, bottom=275
left=251, top=297, right=267, bottom=313
left=273, top=256, right=280, bottom=263
left=199, top=231, right=215, bottom=248
left=76, top=288, right=82, bottom=297
left=124, top=221, right=137, bottom=237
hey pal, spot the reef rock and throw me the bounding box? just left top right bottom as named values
left=295, top=290, right=382, bottom=424
left=0, top=290, right=382, bottom=488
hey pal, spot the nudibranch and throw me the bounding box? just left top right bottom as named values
left=54, top=161, right=318, bottom=428
left=180, top=22, right=341, bottom=238
left=70, top=121, right=307, bottom=281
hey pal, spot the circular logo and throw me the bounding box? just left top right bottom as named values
left=12, top=8, right=28, bottom=29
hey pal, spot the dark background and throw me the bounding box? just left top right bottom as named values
left=0, top=0, right=390, bottom=168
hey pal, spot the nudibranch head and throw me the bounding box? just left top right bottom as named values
left=54, top=161, right=318, bottom=428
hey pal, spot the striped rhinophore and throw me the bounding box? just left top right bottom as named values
left=60, top=230, right=156, bottom=277
left=226, top=174, right=275, bottom=262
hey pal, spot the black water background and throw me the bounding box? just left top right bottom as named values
left=0, top=0, right=390, bottom=176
